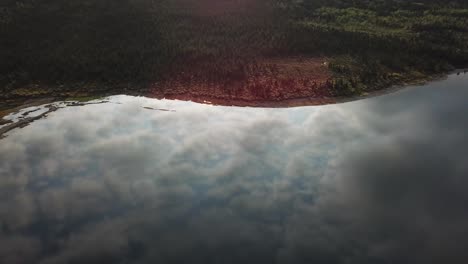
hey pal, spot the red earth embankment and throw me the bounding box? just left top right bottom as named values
left=147, top=57, right=338, bottom=106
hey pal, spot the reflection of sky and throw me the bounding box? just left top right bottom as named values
left=0, top=74, right=468, bottom=264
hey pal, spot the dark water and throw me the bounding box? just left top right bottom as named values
left=1, top=73, right=467, bottom=264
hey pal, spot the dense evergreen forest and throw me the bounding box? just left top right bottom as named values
left=1, top=0, right=467, bottom=102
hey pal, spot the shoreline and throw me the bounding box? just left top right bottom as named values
left=0, top=69, right=466, bottom=116
left=140, top=68, right=468, bottom=108
left=0, top=69, right=466, bottom=138
left=0, top=100, right=109, bottom=138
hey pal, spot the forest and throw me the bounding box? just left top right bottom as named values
left=1, top=0, right=467, bottom=103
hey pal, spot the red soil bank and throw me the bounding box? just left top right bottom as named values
left=147, top=57, right=338, bottom=107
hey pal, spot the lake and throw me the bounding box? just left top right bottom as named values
left=0, top=73, right=467, bottom=264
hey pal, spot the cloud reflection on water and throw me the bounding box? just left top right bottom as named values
left=0, top=74, right=467, bottom=264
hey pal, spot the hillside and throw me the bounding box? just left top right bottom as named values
left=1, top=0, right=467, bottom=105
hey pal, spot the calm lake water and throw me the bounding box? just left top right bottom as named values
left=1, top=73, right=468, bottom=264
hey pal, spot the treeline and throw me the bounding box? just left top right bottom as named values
left=1, top=0, right=468, bottom=97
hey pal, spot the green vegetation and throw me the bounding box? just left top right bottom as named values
left=1, top=0, right=467, bottom=100
left=290, top=1, right=468, bottom=92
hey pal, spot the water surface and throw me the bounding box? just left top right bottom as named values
left=1, top=73, right=467, bottom=264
